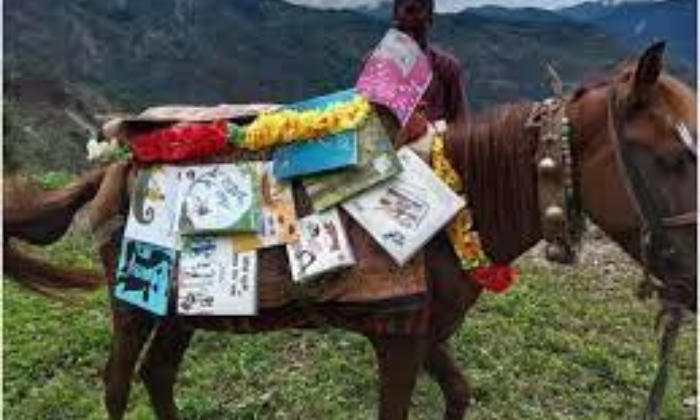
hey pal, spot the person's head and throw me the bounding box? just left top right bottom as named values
left=392, top=0, right=434, bottom=45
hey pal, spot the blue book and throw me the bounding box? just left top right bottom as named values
left=114, top=239, right=176, bottom=316
left=272, top=89, right=360, bottom=180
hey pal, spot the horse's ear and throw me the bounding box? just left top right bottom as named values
left=633, top=41, right=666, bottom=98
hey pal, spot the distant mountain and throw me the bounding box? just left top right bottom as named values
left=468, top=5, right=572, bottom=25
left=559, top=0, right=696, bottom=67
left=6, top=0, right=631, bottom=172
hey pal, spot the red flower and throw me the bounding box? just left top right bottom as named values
left=469, top=265, right=518, bottom=293
left=129, top=121, right=228, bottom=163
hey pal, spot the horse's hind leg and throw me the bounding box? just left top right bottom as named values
left=370, top=334, right=428, bottom=420
left=139, top=318, right=194, bottom=420
left=424, top=341, right=474, bottom=420
left=104, top=310, right=155, bottom=420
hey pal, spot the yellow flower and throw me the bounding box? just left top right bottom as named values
left=232, top=95, right=371, bottom=151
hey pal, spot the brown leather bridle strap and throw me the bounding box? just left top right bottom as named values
left=662, top=212, right=697, bottom=229
left=606, top=91, right=659, bottom=238
left=605, top=89, right=695, bottom=265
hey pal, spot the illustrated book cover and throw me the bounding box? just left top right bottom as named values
left=177, top=163, right=261, bottom=235
left=177, top=236, right=258, bottom=316
left=114, top=239, right=176, bottom=316
left=342, top=147, right=464, bottom=266
left=231, top=162, right=299, bottom=252
left=356, top=28, right=433, bottom=127
left=124, top=165, right=182, bottom=250
left=286, top=209, right=356, bottom=283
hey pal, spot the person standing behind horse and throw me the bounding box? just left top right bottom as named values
left=391, top=0, right=469, bottom=167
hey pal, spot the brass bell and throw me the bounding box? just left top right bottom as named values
left=538, top=157, right=559, bottom=175
left=545, top=206, right=565, bottom=224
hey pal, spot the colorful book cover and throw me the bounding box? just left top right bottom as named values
left=177, top=236, right=257, bottom=316
left=356, top=29, right=433, bottom=126
left=303, top=111, right=402, bottom=212
left=342, top=147, right=465, bottom=266
left=177, top=163, right=261, bottom=235
left=124, top=165, right=182, bottom=250
left=231, top=162, right=299, bottom=252
left=286, top=209, right=356, bottom=283
left=272, top=90, right=360, bottom=179
left=115, top=239, right=176, bottom=316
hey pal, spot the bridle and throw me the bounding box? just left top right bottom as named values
left=606, top=86, right=697, bottom=301
left=605, top=84, right=696, bottom=420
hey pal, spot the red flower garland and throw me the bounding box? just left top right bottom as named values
left=469, top=265, right=518, bottom=293
left=129, top=121, right=229, bottom=163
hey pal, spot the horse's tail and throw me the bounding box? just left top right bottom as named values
left=3, top=239, right=102, bottom=295
left=3, top=166, right=113, bottom=296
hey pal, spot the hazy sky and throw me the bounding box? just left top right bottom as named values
left=284, top=0, right=653, bottom=13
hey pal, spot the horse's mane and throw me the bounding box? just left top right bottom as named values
left=657, top=75, right=696, bottom=128
left=465, top=102, right=542, bottom=263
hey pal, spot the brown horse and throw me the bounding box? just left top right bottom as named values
left=4, top=43, right=696, bottom=420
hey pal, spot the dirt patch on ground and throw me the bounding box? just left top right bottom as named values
left=522, top=224, right=644, bottom=281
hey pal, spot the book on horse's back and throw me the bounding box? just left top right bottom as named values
left=177, top=236, right=258, bottom=316
left=231, top=162, right=300, bottom=252
left=177, top=163, right=261, bottom=235
left=302, top=111, right=402, bottom=212
left=125, top=165, right=183, bottom=250
left=115, top=239, right=175, bottom=316
left=286, top=209, right=355, bottom=283
left=272, top=90, right=360, bottom=180
left=356, top=29, right=433, bottom=127
left=342, top=147, right=464, bottom=266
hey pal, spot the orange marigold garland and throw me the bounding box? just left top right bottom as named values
left=431, top=135, right=517, bottom=292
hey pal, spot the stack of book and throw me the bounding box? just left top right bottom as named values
left=115, top=29, right=464, bottom=316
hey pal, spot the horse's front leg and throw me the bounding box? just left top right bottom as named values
left=370, top=334, right=429, bottom=420
left=424, top=341, right=475, bottom=420
left=139, top=318, right=194, bottom=420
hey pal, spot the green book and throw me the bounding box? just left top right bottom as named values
left=303, top=112, right=402, bottom=212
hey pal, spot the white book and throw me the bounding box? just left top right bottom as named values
left=177, top=236, right=257, bottom=316
left=124, top=165, right=182, bottom=250
left=286, top=209, right=356, bottom=283
left=176, top=163, right=261, bottom=235
left=342, top=147, right=465, bottom=266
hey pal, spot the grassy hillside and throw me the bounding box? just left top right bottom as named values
left=3, top=224, right=696, bottom=419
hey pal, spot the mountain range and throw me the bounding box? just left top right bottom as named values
left=560, top=0, right=696, bottom=67
left=4, top=0, right=694, bottom=172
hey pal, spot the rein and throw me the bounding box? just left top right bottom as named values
left=606, top=87, right=693, bottom=420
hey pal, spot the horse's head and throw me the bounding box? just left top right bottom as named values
left=568, top=42, right=697, bottom=311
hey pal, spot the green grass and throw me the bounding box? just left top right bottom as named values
left=4, top=232, right=696, bottom=420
